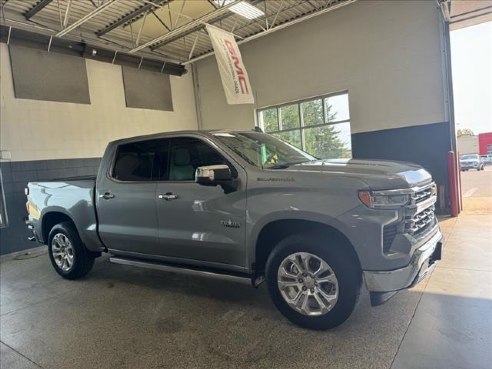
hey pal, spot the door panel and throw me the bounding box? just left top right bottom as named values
left=156, top=137, right=247, bottom=268
left=97, top=181, right=158, bottom=254
left=96, top=138, right=168, bottom=254
left=156, top=182, right=247, bottom=267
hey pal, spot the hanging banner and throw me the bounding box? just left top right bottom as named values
left=206, top=25, right=254, bottom=105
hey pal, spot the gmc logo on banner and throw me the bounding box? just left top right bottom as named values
left=206, top=24, right=254, bottom=104
left=224, top=40, right=249, bottom=94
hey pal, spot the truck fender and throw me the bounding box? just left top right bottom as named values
left=248, top=210, right=360, bottom=270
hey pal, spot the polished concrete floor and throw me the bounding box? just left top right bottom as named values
left=1, top=212, right=491, bottom=369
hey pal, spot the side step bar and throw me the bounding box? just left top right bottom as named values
left=109, top=257, right=252, bottom=285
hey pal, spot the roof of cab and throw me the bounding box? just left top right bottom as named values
left=108, top=129, right=260, bottom=145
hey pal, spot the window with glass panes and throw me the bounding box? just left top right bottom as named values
left=257, top=92, right=351, bottom=159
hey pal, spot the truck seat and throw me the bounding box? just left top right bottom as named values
left=170, top=149, right=195, bottom=180
left=114, top=153, right=142, bottom=181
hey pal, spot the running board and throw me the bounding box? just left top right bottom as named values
left=109, top=257, right=252, bottom=285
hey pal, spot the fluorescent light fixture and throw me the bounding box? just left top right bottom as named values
left=230, top=2, right=265, bottom=19
left=214, top=0, right=265, bottom=20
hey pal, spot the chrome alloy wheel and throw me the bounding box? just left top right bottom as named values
left=51, top=233, right=75, bottom=272
left=277, top=252, right=339, bottom=316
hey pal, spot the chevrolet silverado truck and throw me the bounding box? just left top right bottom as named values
left=26, top=131, right=442, bottom=330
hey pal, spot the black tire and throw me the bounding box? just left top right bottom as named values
left=266, top=234, right=361, bottom=330
left=48, top=222, right=95, bottom=280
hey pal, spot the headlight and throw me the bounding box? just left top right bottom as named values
left=358, top=191, right=410, bottom=208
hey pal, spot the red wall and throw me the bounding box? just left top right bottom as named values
left=478, top=132, right=492, bottom=155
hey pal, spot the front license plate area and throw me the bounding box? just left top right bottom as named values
left=429, top=241, right=442, bottom=264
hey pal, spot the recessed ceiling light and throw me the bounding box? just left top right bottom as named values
left=213, top=0, right=265, bottom=20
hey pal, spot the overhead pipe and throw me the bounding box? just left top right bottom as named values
left=0, top=25, right=185, bottom=75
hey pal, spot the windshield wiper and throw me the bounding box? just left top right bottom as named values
left=266, top=159, right=314, bottom=169
left=268, top=163, right=290, bottom=169
left=265, top=161, right=290, bottom=169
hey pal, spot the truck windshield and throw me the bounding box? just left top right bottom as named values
left=213, top=132, right=316, bottom=169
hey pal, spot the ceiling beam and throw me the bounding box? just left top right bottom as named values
left=129, top=0, right=243, bottom=53
left=151, top=10, right=171, bottom=32
left=63, top=0, right=72, bottom=28
left=56, top=0, right=119, bottom=37
left=149, top=0, right=262, bottom=51
left=95, top=0, right=170, bottom=37
left=25, top=0, right=54, bottom=20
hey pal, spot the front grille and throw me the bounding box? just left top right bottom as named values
left=381, top=183, right=437, bottom=253
left=406, top=205, right=435, bottom=235
left=383, top=224, right=398, bottom=252
left=411, top=186, right=433, bottom=204
left=405, top=183, right=437, bottom=236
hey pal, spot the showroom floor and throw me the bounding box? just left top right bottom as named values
left=1, top=211, right=491, bottom=369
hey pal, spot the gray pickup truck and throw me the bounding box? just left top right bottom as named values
left=26, top=130, right=442, bottom=330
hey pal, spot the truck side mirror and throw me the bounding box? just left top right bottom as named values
left=195, top=165, right=232, bottom=185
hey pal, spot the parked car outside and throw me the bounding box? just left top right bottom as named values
left=460, top=154, right=484, bottom=171
left=480, top=154, right=492, bottom=166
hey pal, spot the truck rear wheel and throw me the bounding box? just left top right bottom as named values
left=48, top=222, right=95, bottom=280
left=265, top=234, right=361, bottom=330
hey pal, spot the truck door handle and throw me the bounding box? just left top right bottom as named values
left=99, top=192, right=115, bottom=200
left=158, top=193, right=178, bottom=201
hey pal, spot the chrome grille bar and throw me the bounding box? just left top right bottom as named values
left=405, top=182, right=437, bottom=235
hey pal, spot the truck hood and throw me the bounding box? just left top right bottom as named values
left=287, top=159, right=432, bottom=190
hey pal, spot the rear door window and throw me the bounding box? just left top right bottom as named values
left=112, top=139, right=169, bottom=181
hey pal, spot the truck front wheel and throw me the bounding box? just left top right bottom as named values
left=48, top=222, right=95, bottom=280
left=265, top=234, right=361, bottom=330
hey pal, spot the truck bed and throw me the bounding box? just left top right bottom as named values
left=27, top=177, right=103, bottom=252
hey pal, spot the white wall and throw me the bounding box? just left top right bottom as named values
left=0, top=43, right=198, bottom=162
left=194, top=0, right=447, bottom=133
left=457, top=135, right=479, bottom=154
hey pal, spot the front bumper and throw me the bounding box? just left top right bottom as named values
left=460, top=163, right=477, bottom=169
left=363, top=229, right=443, bottom=304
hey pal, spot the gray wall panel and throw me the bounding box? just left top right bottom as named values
left=122, top=67, right=173, bottom=111
left=0, top=158, right=100, bottom=255
left=9, top=44, right=90, bottom=104
left=352, top=122, right=452, bottom=212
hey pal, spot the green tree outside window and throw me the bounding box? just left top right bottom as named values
left=258, top=93, right=351, bottom=159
